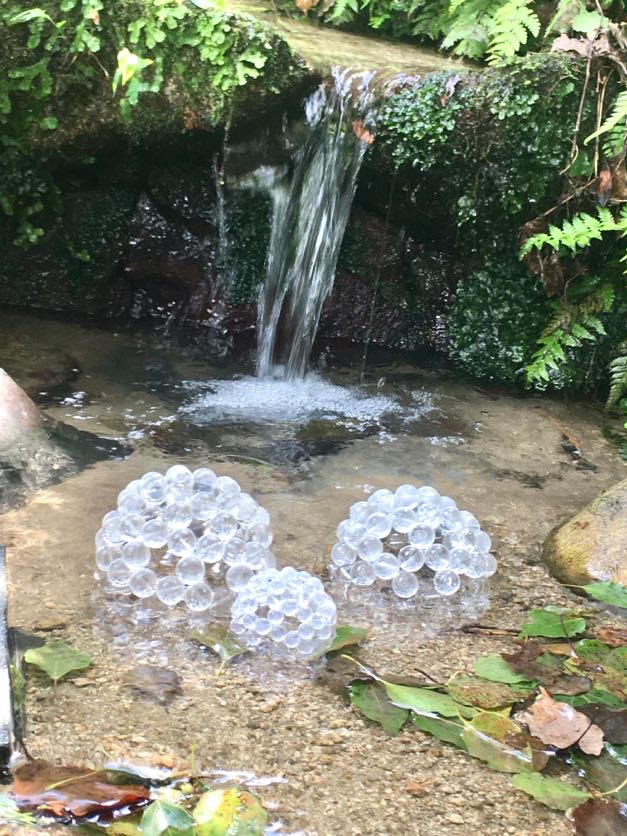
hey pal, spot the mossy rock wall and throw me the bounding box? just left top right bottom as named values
left=0, top=40, right=597, bottom=368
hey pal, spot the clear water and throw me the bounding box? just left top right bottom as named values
left=2, top=309, right=624, bottom=836
left=256, top=69, right=377, bottom=379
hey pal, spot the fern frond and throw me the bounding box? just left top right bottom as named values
left=487, top=0, right=540, bottom=64
left=608, top=342, right=627, bottom=407
left=521, top=207, right=627, bottom=256
left=324, top=0, right=361, bottom=24
left=525, top=283, right=616, bottom=386
left=585, top=90, right=627, bottom=146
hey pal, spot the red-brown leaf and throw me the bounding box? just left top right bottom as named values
left=10, top=760, right=150, bottom=819
left=568, top=798, right=627, bottom=836
left=519, top=687, right=604, bottom=755
left=595, top=626, right=627, bottom=648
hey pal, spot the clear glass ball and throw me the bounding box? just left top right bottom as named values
left=184, top=582, right=214, bottom=612
left=176, top=555, right=206, bottom=585
left=129, top=568, right=158, bottom=598
left=392, top=571, right=419, bottom=598
left=433, top=569, right=460, bottom=596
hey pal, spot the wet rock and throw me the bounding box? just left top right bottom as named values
left=0, top=370, right=43, bottom=449
left=543, top=478, right=627, bottom=586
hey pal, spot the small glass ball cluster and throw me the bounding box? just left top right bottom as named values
left=330, top=484, right=496, bottom=600
left=95, top=466, right=275, bottom=613
left=230, top=567, right=337, bottom=659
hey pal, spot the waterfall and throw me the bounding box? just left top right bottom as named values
left=256, top=68, right=377, bottom=380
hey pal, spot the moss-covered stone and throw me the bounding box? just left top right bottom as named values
left=543, top=479, right=627, bottom=587
left=363, top=54, right=592, bottom=257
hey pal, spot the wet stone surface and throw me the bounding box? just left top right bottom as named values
left=1, top=310, right=625, bottom=835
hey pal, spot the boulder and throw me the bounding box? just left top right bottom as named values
left=543, top=479, right=627, bottom=587
left=0, top=369, right=43, bottom=450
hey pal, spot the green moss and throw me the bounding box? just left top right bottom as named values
left=223, top=189, right=272, bottom=305
left=373, top=54, right=591, bottom=256
left=0, top=1, right=307, bottom=246
left=446, top=262, right=552, bottom=384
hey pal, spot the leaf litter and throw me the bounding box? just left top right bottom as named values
left=337, top=605, right=627, bottom=829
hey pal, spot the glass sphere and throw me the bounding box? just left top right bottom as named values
left=176, top=555, right=206, bottom=585
left=129, top=568, right=158, bottom=598
left=184, top=582, right=214, bottom=612
left=433, top=569, right=460, bottom=596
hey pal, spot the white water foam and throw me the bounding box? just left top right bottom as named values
left=180, top=373, right=403, bottom=426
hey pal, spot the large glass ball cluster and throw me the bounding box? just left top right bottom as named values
left=94, top=466, right=276, bottom=613
left=230, top=567, right=337, bottom=658
left=330, top=485, right=496, bottom=602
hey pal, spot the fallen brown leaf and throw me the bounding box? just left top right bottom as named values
left=123, top=664, right=181, bottom=706
left=568, top=797, right=627, bottom=836
left=519, top=687, right=604, bottom=755
left=595, top=627, right=627, bottom=648
left=10, top=760, right=150, bottom=818
left=579, top=705, right=627, bottom=745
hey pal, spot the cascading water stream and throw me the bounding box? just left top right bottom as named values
left=256, top=68, right=377, bottom=380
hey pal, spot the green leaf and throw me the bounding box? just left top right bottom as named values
left=24, top=639, right=92, bottom=684
left=474, top=653, right=536, bottom=686
left=140, top=801, right=194, bottom=836
left=463, top=713, right=540, bottom=773
left=383, top=682, right=476, bottom=718
left=193, top=788, right=267, bottom=836
left=40, top=116, right=58, bottom=130
left=326, top=625, right=369, bottom=655
left=578, top=582, right=627, bottom=609
left=0, top=794, right=40, bottom=827
left=512, top=773, right=591, bottom=811
left=412, top=714, right=468, bottom=750
left=519, top=608, right=586, bottom=639
left=448, top=675, right=528, bottom=709
left=555, top=689, right=625, bottom=709
left=189, top=628, right=247, bottom=665
left=349, top=680, right=409, bottom=736
left=572, top=745, right=627, bottom=802
left=9, top=9, right=54, bottom=25
left=572, top=8, right=606, bottom=35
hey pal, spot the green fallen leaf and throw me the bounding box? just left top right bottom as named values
left=0, top=794, right=40, bottom=827
left=140, top=800, right=194, bottom=836
left=193, top=787, right=267, bottom=836
left=512, top=773, right=591, bottom=810
left=463, top=713, right=541, bottom=773
left=189, top=628, right=247, bottom=665
left=578, top=582, right=627, bottom=609
left=474, top=653, right=536, bottom=686
left=349, top=679, right=409, bottom=735
left=412, top=713, right=468, bottom=750
left=519, top=608, right=586, bottom=639
left=448, top=674, right=527, bottom=709
left=383, top=682, right=476, bottom=718
left=326, top=625, right=369, bottom=655
left=24, top=639, right=92, bottom=685
left=572, top=744, right=627, bottom=803
left=555, top=689, right=625, bottom=709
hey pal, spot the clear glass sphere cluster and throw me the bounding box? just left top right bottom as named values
left=230, top=567, right=337, bottom=659
left=330, top=484, right=496, bottom=603
left=94, top=466, right=276, bottom=613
